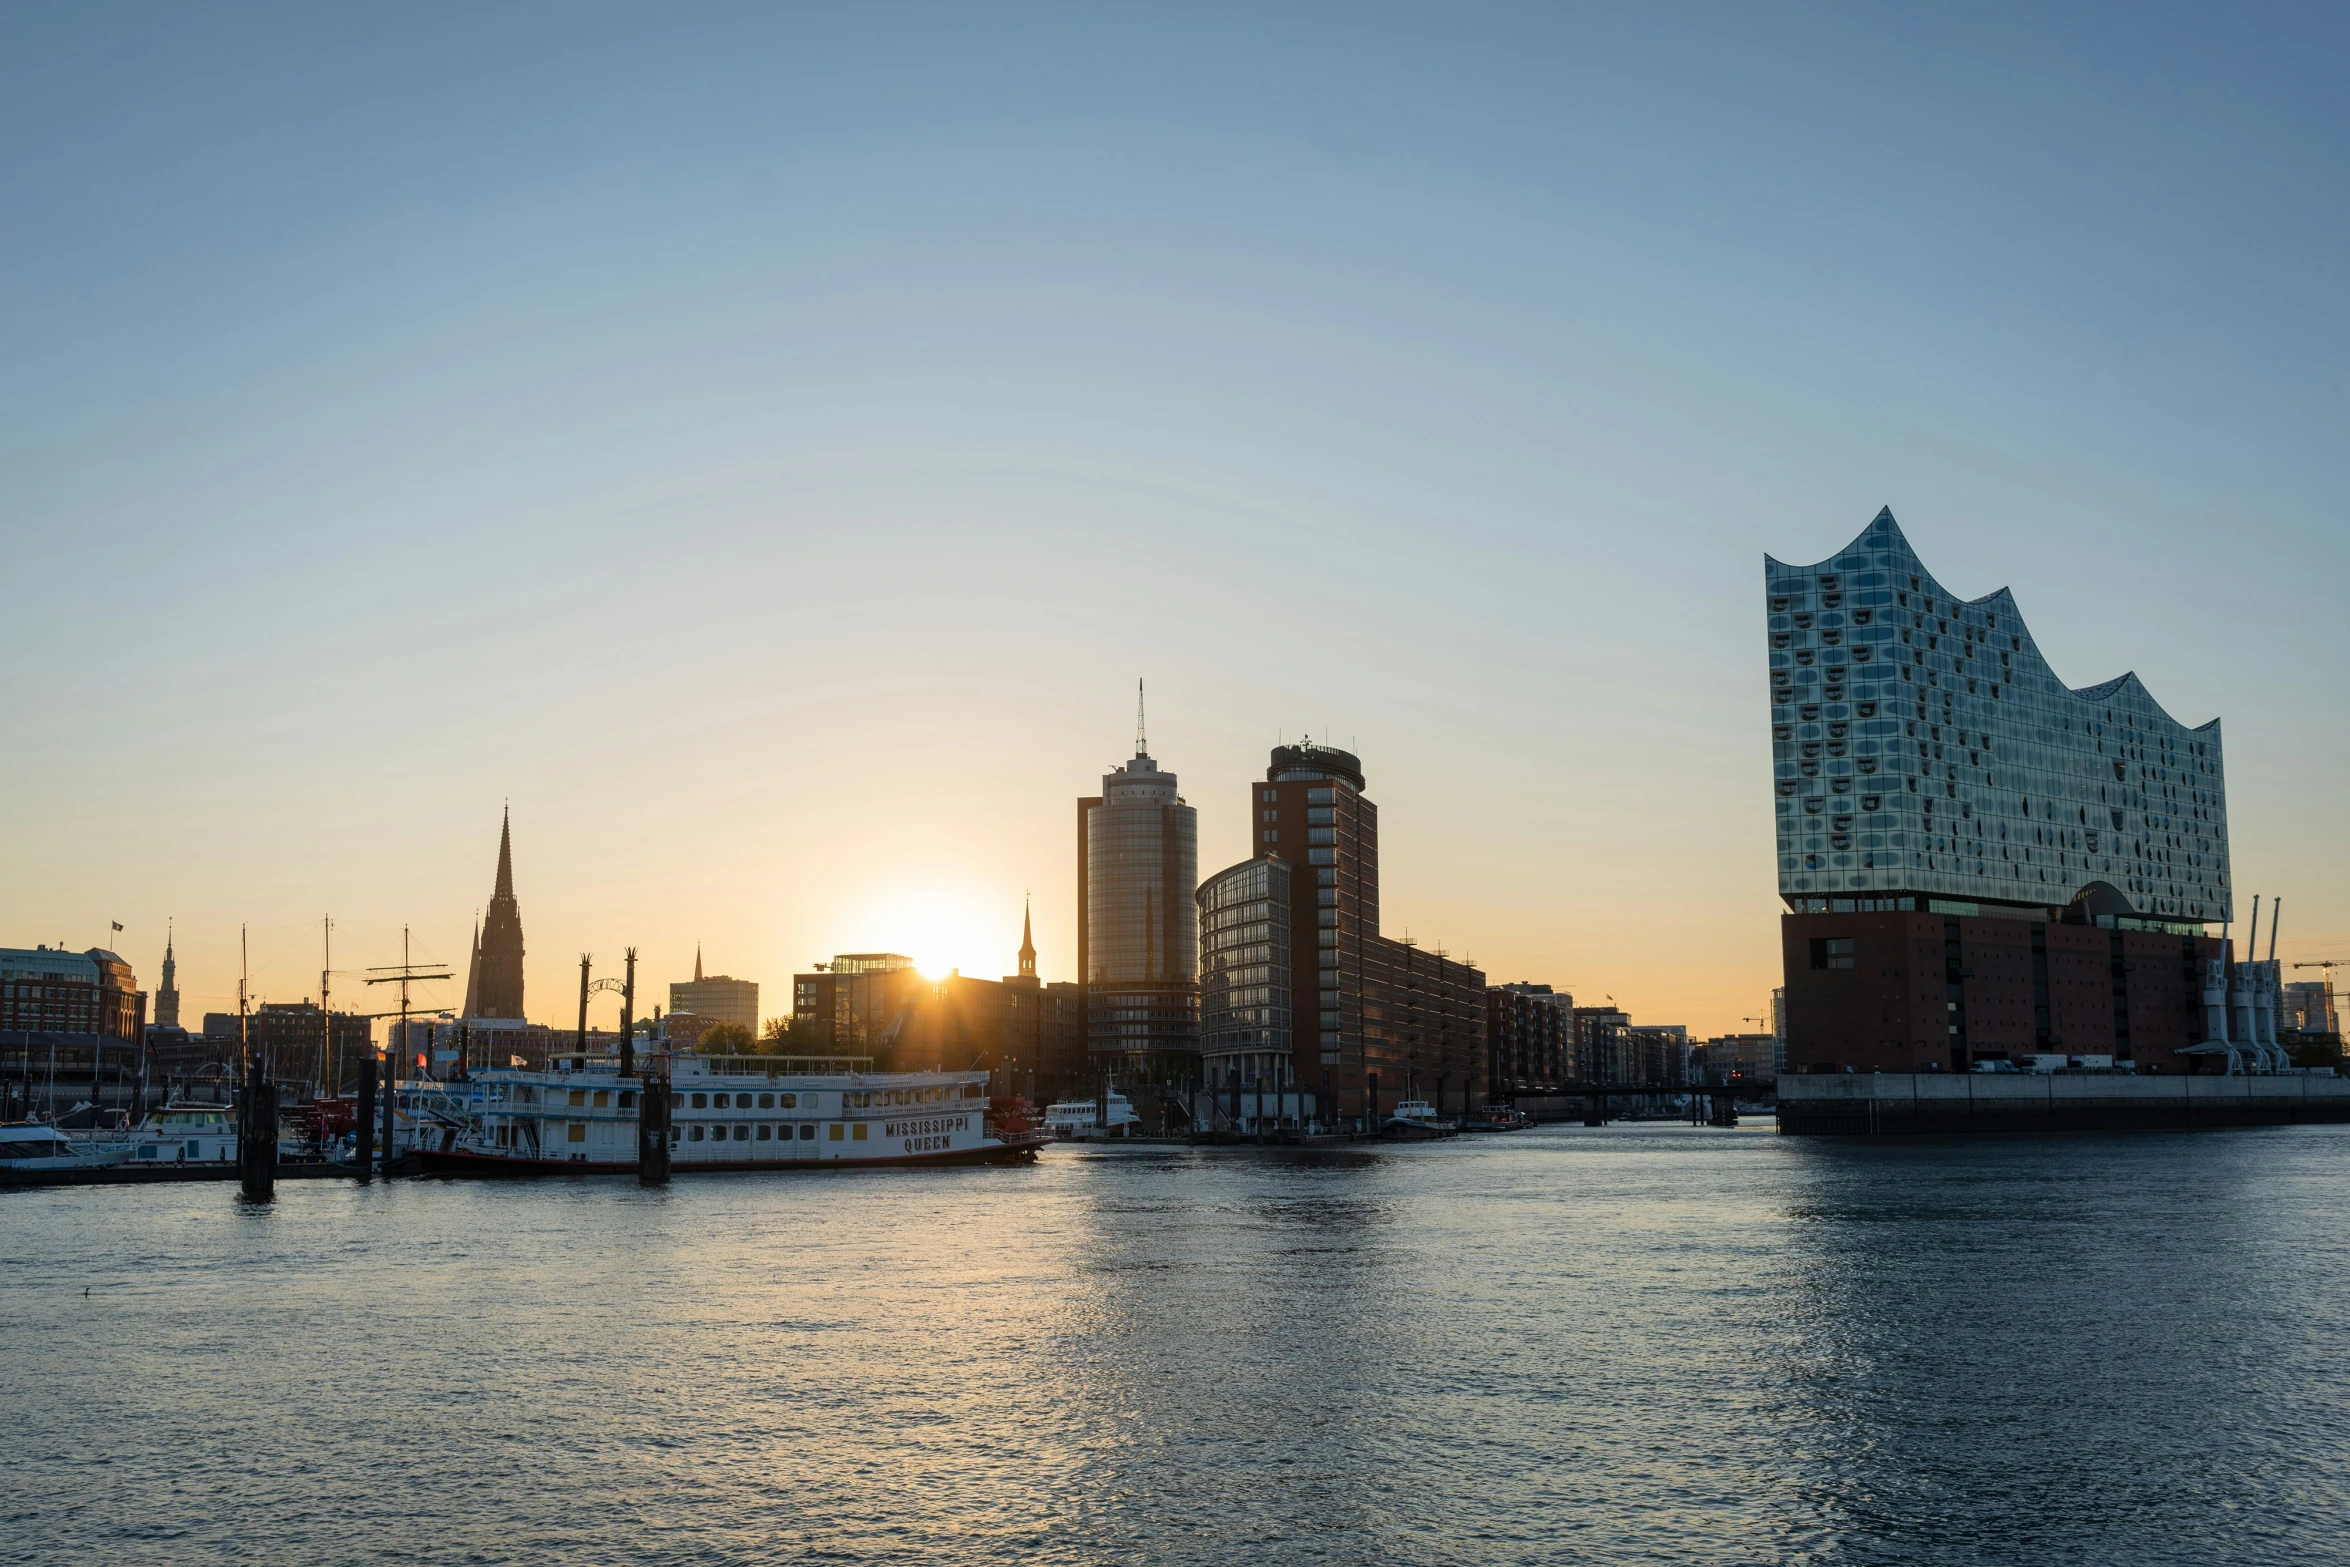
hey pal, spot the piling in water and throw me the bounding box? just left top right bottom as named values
left=638, top=1076, right=672, bottom=1185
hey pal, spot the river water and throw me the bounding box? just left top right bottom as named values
left=6, top=1123, right=2350, bottom=1565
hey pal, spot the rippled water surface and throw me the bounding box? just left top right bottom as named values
left=8, top=1124, right=2350, bottom=1565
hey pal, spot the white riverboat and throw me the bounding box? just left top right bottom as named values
left=1042, top=1090, right=1140, bottom=1140
left=414, top=1052, right=1047, bottom=1175
left=120, top=1102, right=240, bottom=1165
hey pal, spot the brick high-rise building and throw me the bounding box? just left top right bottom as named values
left=1205, top=741, right=1484, bottom=1130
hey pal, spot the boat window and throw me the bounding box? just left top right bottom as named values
left=689, top=1125, right=705, bottom=1142
left=779, top=1093, right=797, bottom=1108
left=828, top=1124, right=844, bottom=1141
left=733, top=1125, right=750, bottom=1141
left=690, top=1093, right=707, bottom=1109
left=618, top=1092, right=636, bottom=1110
left=799, top=1124, right=816, bottom=1140
left=757, top=1124, right=772, bottom=1140
left=593, top=1090, right=610, bottom=1109
left=853, top=1124, right=868, bottom=1141
left=759, top=1093, right=775, bottom=1109
left=713, top=1093, right=730, bottom=1109
left=567, top=1123, right=587, bottom=1143
left=568, top=1089, right=586, bottom=1107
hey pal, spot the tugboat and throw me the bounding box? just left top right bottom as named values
left=1461, top=1103, right=1534, bottom=1133
left=1379, top=1099, right=1457, bottom=1141
left=415, top=1050, right=1049, bottom=1175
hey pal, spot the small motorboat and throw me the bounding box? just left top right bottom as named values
left=1461, top=1104, right=1534, bottom=1132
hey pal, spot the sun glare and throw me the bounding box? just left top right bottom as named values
left=890, top=899, right=1002, bottom=982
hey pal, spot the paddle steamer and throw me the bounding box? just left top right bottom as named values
left=414, top=1051, right=1046, bottom=1175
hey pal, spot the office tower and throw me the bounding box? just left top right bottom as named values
left=1079, top=691, right=1200, bottom=1083
left=670, top=947, right=760, bottom=1035
left=155, top=926, right=180, bottom=1029
left=1768, top=509, right=2234, bottom=1071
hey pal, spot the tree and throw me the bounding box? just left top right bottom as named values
left=702, top=1022, right=753, bottom=1053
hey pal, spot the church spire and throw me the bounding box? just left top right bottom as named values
left=695, top=944, right=703, bottom=983
left=472, top=808, right=526, bottom=1019
left=1018, top=897, right=1037, bottom=979
left=461, top=914, right=480, bottom=1017
left=494, top=804, right=516, bottom=901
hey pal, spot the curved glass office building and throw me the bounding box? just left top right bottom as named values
left=1768, top=509, right=2236, bottom=1074
left=1768, top=508, right=2230, bottom=922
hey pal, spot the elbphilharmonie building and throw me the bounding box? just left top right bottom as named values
left=1768, top=509, right=2250, bottom=1075
left=1768, top=508, right=2230, bottom=923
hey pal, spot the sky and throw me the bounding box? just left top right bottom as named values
left=3, top=3, right=2345, bottom=1036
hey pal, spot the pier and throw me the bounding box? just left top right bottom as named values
left=1778, top=1070, right=2350, bottom=1135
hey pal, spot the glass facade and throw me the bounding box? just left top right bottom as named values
left=1084, top=745, right=1200, bottom=1060
left=1767, top=510, right=2231, bottom=922
left=1197, top=856, right=1292, bottom=1086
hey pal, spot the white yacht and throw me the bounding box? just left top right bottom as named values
left=0, top=1123, right=127, bottom=1172
left=120, top=1102, right=240, bottom=1165
left=1043, top=1090, right=1140, bottom=1140
left=413, top=1052, right=1047, bottom=1175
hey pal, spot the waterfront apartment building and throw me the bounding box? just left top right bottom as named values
left=1694, top=1033, right=1778, bottom=1084
left=1078, top=705, right=1200, bottom=1085
left=0, top=946, right=143, bottom=1040
left=787, top=929, right=1086, bottom=1099
left=1485, top=982, right=1576, bottom=1093
left=1768, top=510, right=2236, bottom=1072
left=1198, top=742, right=1485, bottom=1129
left=791, top=954, right=924, bottom=1059
left=670, top=949, right=759, bottom=1035
left=1198, top=855, right=1294, bottom=1096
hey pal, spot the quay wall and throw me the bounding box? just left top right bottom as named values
left=1779, top=1071, right=2350, bottom=1136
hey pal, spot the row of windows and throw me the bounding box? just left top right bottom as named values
left=680, top=1122, right=871, bottom=1144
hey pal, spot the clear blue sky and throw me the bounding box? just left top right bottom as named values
left=4, top=4, right=2343, bottom=1031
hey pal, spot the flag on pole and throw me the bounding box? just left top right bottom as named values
left=111, top=921, right=123, bottom=932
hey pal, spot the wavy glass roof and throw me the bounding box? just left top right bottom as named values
left=1765, top=509, right=2230, bottom=921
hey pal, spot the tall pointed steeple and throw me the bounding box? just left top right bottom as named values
left=1018, top=897, right=1037, bottom=979
left=494, top=806, right=516, bottom=901
left=461, top=914, right=481, bottom=1017
left=695, top=944, right=704, bottom=983
left=472, top=808, right=526, bottom=1019
left=156, top=923, right=181, bottom=1029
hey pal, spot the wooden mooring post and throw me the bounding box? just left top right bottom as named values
left=353, top=1052, right=376, bottom=1183
left=238, top=1064, right=277, bottom=1200
left=638, top=1074, right=672, bottom=1185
